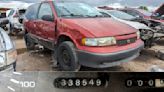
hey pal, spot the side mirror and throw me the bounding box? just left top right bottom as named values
left=41, top=15, right=54, bottom=22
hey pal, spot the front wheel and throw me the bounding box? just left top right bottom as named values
left=8, top=23, right=15, bottom=35
left=24, top=33, right=35, bottom=50
left=56, top=41, right=81, bottom=71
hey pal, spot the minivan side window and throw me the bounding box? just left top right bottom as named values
left=25, top=3, right=40, bottom=20
left=38, top=3, right=53, bottom=20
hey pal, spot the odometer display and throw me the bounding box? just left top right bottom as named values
left=54, top=77, right=108, bottom=88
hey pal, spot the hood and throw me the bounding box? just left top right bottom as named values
left=61, top=18, right=137, bottom=37
left=116, top=18, right=152, bottom=30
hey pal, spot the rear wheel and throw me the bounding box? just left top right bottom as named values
left=8, top=23, right=15, bottom=35
left=24, top=33, right=35, bottom=50
left=57, top=41, right=81, bottom=71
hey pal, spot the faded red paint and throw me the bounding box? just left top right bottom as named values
left=24, top=1, right=143, bottom=53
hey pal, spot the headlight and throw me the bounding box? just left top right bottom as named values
left=0, top=49, right=17, bottom=68
left=140, top=29, right=154, bottom=40
left=0, top=53, right=5, bottom=67
left=82, top=37, right=116, bottom=46
left=6, top=49, right=17, bottom=65
left=136, top=31, right=140, bottom=39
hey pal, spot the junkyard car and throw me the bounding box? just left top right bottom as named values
left=152, top=3, right=164, bottom=22
left=0, top=27, right=17, bottom=71
left=120, top=8, right=164, bottom=42
left=23, top=1, right=144, bottom=71
left=99, top=9, right=155, bottom=47
left=6, top=8, right=27, bottom=35
left=119, top=8, right=152, bottom=19
left=0, top=18, right=9, bottom=31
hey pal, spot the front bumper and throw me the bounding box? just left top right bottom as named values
left=154, top=33, right=164, bottom=38
left=13, top=23, right=23, bottom=30
left=0, top=62, right=16, bottom=72
left=77, top=43, right=144, bottom=68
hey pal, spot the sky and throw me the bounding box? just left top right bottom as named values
left=1, top=0, right=163, bottom=6
left=0, top=0, right=164, bottom=11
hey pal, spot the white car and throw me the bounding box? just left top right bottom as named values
left=6, top=8, right=26, bottom=35
left=99, top=9, right=155, bottom=47
left=0, top=27, right=17, bottom=71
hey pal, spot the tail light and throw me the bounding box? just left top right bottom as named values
left=13, top=12, right=19, bottom=17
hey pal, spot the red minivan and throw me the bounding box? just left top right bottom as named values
left=23, top=1, right=144, bottom=71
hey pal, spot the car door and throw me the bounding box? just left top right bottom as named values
left=24, top=3, right=40, bottom=36
left=36, top=2, right=56, bottom=49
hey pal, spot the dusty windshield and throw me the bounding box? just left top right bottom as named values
left=54, top=2, right=106, bottom=18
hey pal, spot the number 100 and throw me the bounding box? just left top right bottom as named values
left=20, top=81, right=36, bottom=88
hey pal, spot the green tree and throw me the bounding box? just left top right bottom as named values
left=139, top=6, right=148, bottom=11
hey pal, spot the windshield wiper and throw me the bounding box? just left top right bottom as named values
left=85, top=14, right=106, bottom=18
left=60, top=14, right=86, bottom=17
left=128, top=17, right=140, bottom=21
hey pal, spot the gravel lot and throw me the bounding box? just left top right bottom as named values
left=13, top=36, right=164, bottom=72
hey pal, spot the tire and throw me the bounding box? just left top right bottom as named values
left=8, top=23, right=14, bottom=35
left=57, top=41, right=81, bottom=71
left=24, top=33, right=35, bottom=50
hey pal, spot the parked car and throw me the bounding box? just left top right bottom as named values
left=152, top=3, right=164, bottom=22
left=0, top=27, right=17, bottom=71
left=0, top=18, right=9, bottom=31
left=119, top=8, right=164, bottom=41
left=23, top=1, right=144, bottom=71
left=98, top=9, right=155, bottom=47
left=119, top=8, right=152, bottom=19
left=6, top=8, right=27, bottom=35
left=119, top=8, right=163, bottom=23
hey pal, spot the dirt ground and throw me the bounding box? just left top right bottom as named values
left=13, top=36, right=164, bottom=72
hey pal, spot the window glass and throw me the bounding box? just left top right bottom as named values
left=107, top=10, right=136, bottom=20
left=8, top=9, right=15, bottom=17
left=25, top=3, right=40, bottom=20
left=126, top=10, right=140, bottom=17
left=38, top=3, right=53, bottom=19
left=54, top=2, right=104, bottom=18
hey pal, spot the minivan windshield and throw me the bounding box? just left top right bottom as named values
left=54, top=2, right=105, bottom=18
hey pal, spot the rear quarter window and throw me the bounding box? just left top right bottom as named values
left=8, top=9, right=15, bottom=17
left=25, top=3, right=40, bottom=20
